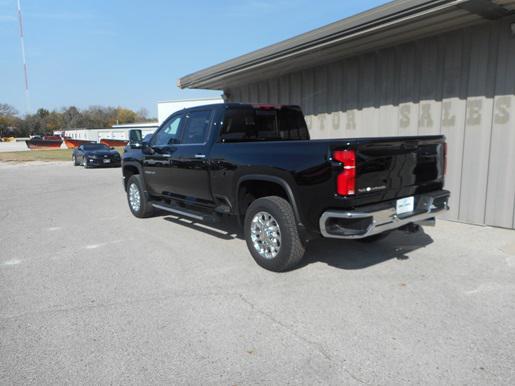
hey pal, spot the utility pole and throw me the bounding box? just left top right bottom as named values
left=17, top=0, right=31, bottom=114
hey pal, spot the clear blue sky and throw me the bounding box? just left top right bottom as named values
left=1, top=0, right=388, bottom=117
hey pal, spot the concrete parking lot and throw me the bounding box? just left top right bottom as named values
left=1, top=161, right=514, bottom=385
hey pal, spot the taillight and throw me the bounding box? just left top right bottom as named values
left=443, top=143, right=447, bottom=175
left=333, top=149, right=356, bottom=196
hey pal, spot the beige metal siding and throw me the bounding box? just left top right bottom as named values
left=486, top=17, right=515, bottom=228
left=227, top=17, right=515, bottom=229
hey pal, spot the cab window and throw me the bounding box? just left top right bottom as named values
left=182, top=110, right=212, bottom=144
left=152, top=114, right=183, bottom=145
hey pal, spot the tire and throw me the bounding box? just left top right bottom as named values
left=72, top=155, right=79, bottom=166
left=126, top=174, right=154, bottom=218
left=244, top=196, right=305, bottom=272
left=358, top=231, right=391, bottom=243
left=82, top=157, right=88, bottom=168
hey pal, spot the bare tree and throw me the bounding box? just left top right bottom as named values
left=136, top=108, right=149, bottom=120
left=0, top=103, right=18, bottom=117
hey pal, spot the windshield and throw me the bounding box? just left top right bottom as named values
left=220, top=106, right=309, bottom=142
left=83, top=144, right=109, bottom=151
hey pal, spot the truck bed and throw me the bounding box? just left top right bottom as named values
left=209, top=135, right=446, bottom=232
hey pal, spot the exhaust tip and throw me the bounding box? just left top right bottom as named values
left=399, top=223, right=422, bottom=234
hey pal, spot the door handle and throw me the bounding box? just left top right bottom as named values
left=194, top=154, right=206, bottom=159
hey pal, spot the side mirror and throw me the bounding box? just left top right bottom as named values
left=110, top=147, right=115, bottom=150
left=128, top=129, right=143, bottom=148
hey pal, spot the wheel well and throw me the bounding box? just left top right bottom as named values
left=238, top=180, right=290, bottom=217
left=123, top=165, right=139, bottom=189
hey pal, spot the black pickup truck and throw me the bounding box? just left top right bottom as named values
left=122, top=103, right=449, bottom=272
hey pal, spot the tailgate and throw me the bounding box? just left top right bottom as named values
left=355, top=136, right=445, bottom=201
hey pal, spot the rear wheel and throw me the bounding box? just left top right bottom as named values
left=244, top=196, right=305, bottom=272
left=127, top=174, right=154, bottom=218
left=72, top=155, right=79, bottom=166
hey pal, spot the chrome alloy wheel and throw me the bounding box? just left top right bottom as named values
left=128, top=183, right=141, bottom=212
left=250, top=211, right=282, bottom=259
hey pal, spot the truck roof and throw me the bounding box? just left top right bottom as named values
left=178, top=102, right=302, bottom=112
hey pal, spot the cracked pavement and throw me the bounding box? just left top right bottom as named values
left=1, top=162, right=515, bottom=384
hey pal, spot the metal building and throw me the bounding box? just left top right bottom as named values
left=56, top=122, right=159, bottom=143
left=178, top=0, right=515, bottom=229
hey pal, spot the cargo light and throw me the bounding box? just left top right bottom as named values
left=252, top=104, right=282, bottom=110
left=333, top=149, right=356, bottom=196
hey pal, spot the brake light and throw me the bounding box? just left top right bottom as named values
left=333, top=149, right=356, bottom=196
left=252, top=104, right=281, bottom=110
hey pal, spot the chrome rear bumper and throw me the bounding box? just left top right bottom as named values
left=319, top=191, right=449, bottom=239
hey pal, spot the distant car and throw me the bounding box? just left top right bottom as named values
left=72, top=143, right=121, bottom=168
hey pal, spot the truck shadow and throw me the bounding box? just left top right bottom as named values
left=299, top=230, right=434, bottom=270
left=161, top=214, right=434, bottom=270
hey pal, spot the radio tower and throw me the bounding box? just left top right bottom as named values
left=17, top=0, right=31, bottom=113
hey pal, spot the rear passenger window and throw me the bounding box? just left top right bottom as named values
left=220, top=106, right=309, bottom=142
left=182, top=110, right=212, bottom=144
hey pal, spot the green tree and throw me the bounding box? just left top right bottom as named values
left=46, top=111, right=65, bottom=130
left=116, top=107, right=137, bottom=124
left=0, top=103, right=19, bottom=136
left=62, top=106, right=82, bottom=127
left=36, top=108, right=50, bottom=119
left=1, top=104, right=153, bottom=136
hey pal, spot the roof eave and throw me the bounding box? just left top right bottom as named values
left=178, top=0, right=513, bottom=90
left=178, top=0, right=464, bottom=89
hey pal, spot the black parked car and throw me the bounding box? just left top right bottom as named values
left=72, top=143, right=121, bottom=168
